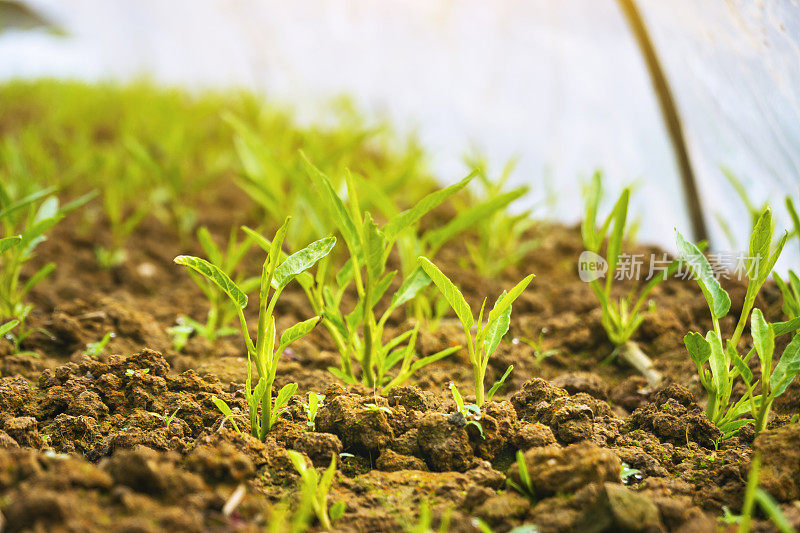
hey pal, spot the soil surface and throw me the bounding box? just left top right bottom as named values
left=1, top=183, right=799, bottom=533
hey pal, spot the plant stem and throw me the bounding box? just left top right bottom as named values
left=618, top=341, right=662, bottom=388
left=738, top=452, right=762, bottom=533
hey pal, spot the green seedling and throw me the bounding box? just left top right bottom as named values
left=125, top=368, right=149, bottom=377
left=737, top=453, right=795, bottom=533
left=287, top=451, right=346, bottom=531
left=303, top=392, right=325, bottom=431
left=164, top=407, right=180, bottom=429
left=787, top=190, right=800, bottom=250
left=83, top=331, right=114, bottom=357
left=176, top=217, right=335, bottom=440
left=0, top=184, right=94, bottom=351
left=506, top=449, right=535, bottom=501
left=408, top=500, right=452, bottom=533
left=300, top=157, right=463, bottom=390
left=418, top=256, right=533, bottom=406
left=449, top=382, right=484, bottom=438
left=517, top=331, right=558, bottom=366
left=177, top=225, right=258, bottom=343
left=167, top=318, right=195, bottom=352
left=620, top=463, right=641, bottom=483
left=678, top=207, right=800, bottom=436
left=581, top=173, right=672, bottom=387
left=363, top=403, right=392, bottom=415
left=774, top=270, right=800, bottom=328
left=462, top=155, right=538, bottom=278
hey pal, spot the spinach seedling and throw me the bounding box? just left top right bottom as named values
left=176, top=217, right=334, bottom=440
left=303, top=392, right=325, bottom=431
left=287, top=451, right=346, bottom=530
left=418, top=256, right=533, bottom=406
left=83, top=331, right=115, bottom=357
left=301, top=156, right=462, bottom=390
left=449, top=382, right=484, bottom=438
left=581, top=173, right=673, bottom=387
left=0, top=184, right=95, bottom=351
left=506, top=449, right=535, bottom=501
left=737, top=453, right=794, bottom=533
left=678, top=207, right=800, bottom=436
left=773, top=270, right=800, bottom=328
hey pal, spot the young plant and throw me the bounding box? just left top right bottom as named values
left=462, top=156, right=538, bottom=278
left=449, top=382, right=484, bottom=438
left=0, top=184, right=94, bottom=351
left=83, top=331, right=115, bottom=357
left=287, top=451, right=346, bottom=531
left=176, top=225, right=258, bottom=343
left=303, top=392, right=325, bottom=431
left=774, top=270, right=800, bottom=328
left=737, top=453, right=794, bottom=533
left=418, top=256, right=533, bottom=406
left=506, top=450, right=535, bottom=501
left=175, top=217, right=335, bottom=440
left=581, top=173, right=670, bottom=387
left=300, top=157, right=464, bottom=390
left=678, top=207, right=800, bottom=436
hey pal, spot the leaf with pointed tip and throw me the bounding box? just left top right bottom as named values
left=273, top=236, right=336, bottom=290
left=302, top=154, right=360, bottom=253
left=211, top=396, right=241, bottom=434
left=771, top=333, right=800, bottom=397
left=382, top=173, right=474, bottom=240
left=675, top=230, right=731, bottom=319
left=362, top=213, right=385, bottom=282
left=174, top=255, right=248, bottom=309
left=487, top=365, right=514, bottom=401
left=483, top=292, right=511, bottom=359
left=485, top=274, right=535, bottom=328
left=750, top=309, right=774, bottom=371
left=390, top=266, right=431, bottom=309
left=417, top=257, right=473, bottom=330
left=0, top=320, right=19, bottom=337
left=0, top=235, right=21, bottom=255
left=279, top=316, right=320, bottom=350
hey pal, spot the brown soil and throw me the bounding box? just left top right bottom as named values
left=1, top=180, right=799, bottom=532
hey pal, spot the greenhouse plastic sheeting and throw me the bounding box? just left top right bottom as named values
left=1, top=0, right=798, bottom=268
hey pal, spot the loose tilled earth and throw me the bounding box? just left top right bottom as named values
left=1, top=185, right=800, bottom=533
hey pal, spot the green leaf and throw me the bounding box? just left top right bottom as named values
left=675, top=230, right=731, bottom=319
left=485, top=274, right=535, bottom=328
left=731, top=350, right=753, bottom=384
left=362, top=213, right=386, bottom=282
left=370, top=271, right=396, bottom=307
left=279, top=316, right=320, bottom=350
left=0, top=186, right=56, bottom=221
left=424, top=187, right=525, bottom=253
left=483, top=292, right=511, bottom=359
left=197, top=226, right=223, bottom=265
left=0, top=320, right=19, bottom=337
left=19, top=214, right=64, bottom=253
left=605, top=188, right=629, bottom=276
left=329, top=501, right=346, bottom=522
left=706, top=330, right=727, bottom=395
left=417, top=257, right=473, bottom=330
left=302, top=154, right=360, bottom=253
left=271, top=382, right=298, bottom=426
left=754, top=489, right=794, bottom=533
left=174, top=255, right=248, bottom=309
left=487, top=365, right=513, bottom=401
left=382, top=172, right=474, bottom=240
left=773, top=316, right=800, bottom=337
left=748, top=208, right=773, bottom=282
left=771, top=333, right=800, bottom=397
left=0, top=235, right=21, bottom=254
left=211, top=396, right=241, bottom=434
left=750, top=309, right=774, bottom=374
left=273, top=236, right=336, bottom=289
left=22, top=262, right=56, bottom=297
left=390, top=266, right=431, bottom=309
left=684, top=332, right=711, bottom=367
left=449, top=382, right=465, bottom=412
